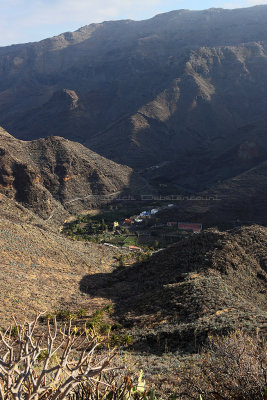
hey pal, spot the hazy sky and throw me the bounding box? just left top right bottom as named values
left=0, top=0, right=266, bottom=46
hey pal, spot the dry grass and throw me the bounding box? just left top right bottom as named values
left=0, top=214, right=122, bottom=326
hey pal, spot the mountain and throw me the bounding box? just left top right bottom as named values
left=155, top=156, right=267, bottom=227
left=0, top=6, right=267, bottom=184
left=0, top=129, right=141, bottom=326
left=145, top=118, right=267, bottom=192
left=80, top=225, right=267, bottom=352
left=0, top=127, right=148, bottom=221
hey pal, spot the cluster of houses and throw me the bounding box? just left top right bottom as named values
left=121, top=206, right=202, bottom=234
left=122, top=208, right=160, bottom=225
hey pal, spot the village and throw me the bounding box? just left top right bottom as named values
left=62, top=202, right=203, bottom=252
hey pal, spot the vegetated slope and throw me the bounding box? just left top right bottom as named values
left=80, top=226, right=267, bottom=352
left=0, top=127, right=147, bottom=221
left=1, top=6, right=267, bottom=181
left=0, top=192, right=122, bottom=326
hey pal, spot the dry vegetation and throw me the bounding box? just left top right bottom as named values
left=0, top=190, right=266, bottom=398
left=0, top=207, right=123, bottom=326
left=172, top=330, right=267, bottom=399
left=79, top=225, right=267, bottom=353
left=0, top=315, right=120, bottom=400
left=0, top=317, right=266, bottom=399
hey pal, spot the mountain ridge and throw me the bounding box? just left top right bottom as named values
left=1, top=5, right=267, bottom=182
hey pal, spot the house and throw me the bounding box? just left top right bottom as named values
left=178, top=222, right=202, bottom=233
left=151, top=209, right=159, bottom=214
left=140, top=211, right=151, bottom=217
left=167, top=221, right=177, bottom=227
left=128, top=245, right=142, bottom=252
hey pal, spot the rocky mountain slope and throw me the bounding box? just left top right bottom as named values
left=80, top=225, right=267, bottom=352
left=0, top=128, right=143, bottom=324
left=0, top=5, right=267, bottom=184
left=145, top=117, right=267, bottom=192
left=2, top=186, right=265, bottom=350
left=0, top=127, right=148, bottom=221
left=155, top=156, right=267, bottom=227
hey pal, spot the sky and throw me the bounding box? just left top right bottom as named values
left=0, top=0, right=266, bottom=46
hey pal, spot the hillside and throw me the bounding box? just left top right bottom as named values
left=0, top=127, right=148, bottom=221
left=145, top=118, right=267, bottom=192
left=0, top=6, right=267, bottom=188
left=80, top=225, right=267, bottom=352
left=155, top=158, right=267, bottom=227
left=0, top=181, right=266, bottom=392
left=0, top=190, right=124, bottom=326
left=0, top=1, right=266, bottom=369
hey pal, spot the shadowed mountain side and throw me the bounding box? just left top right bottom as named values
left=80, top=226, right=267, bottom=353
left=145, top=118, right=267, bottom=192
left=1, top=7, right=267, bottom=180
left=155, top=158, right=267, bottom=227
left=84, top=42, right=267, bottom=169
left=0, top=128, right=150, bottom=221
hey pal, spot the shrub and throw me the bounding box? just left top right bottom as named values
left=116, top=254, right=126, bottom=267
left=56, top=309, right=77, bottom=320
left=77, top=308, right=87, bottom=318
left=0, top=316, right=158, bottom=400
left=70, top=369, right=159, bottom=400
left=0, top=315, right=122, bottom=400
left=176, top=330, right=267, bottom=400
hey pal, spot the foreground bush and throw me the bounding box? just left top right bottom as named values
left=0, top=315, right=157, bottom=400
left=69, top=370, right=157, bottom=400
left=177, top=330, right=267, bottom=400
left=0, top=315, right=123, bottom=400
left=0, top=316, right=265, bottom=400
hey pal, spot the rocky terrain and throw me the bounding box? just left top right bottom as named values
left=0, top=127, right=148, bottom=221
left=0, top=174, right=123, bottom=326
left=146, top=118, right=267, bottom=192
left=1, top=184, right=266, bottom=352
left=0, top=133, right=266, bottom=394
left=0, top=6, right=266, bottom=394
left=0, top=128, right=147, bottom=326
left=155, top=156, right=267, bottom=227
left=0, top=6, right=267, bottom=189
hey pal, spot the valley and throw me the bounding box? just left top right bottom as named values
left=0, top=4, right=267, bottom=399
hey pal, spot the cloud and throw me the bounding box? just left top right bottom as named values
left=246, top=0, right=267, bottom=3
left=1, top=0, right=266, bottom=46
left=0, top=0, right=164, bottom=45
left=5, top=0, right=163, bottom=27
